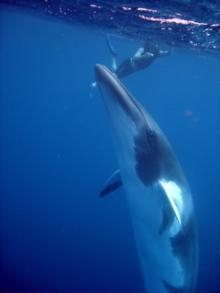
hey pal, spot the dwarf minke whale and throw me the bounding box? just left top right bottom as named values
left=95, top=64, right=198, bottom=293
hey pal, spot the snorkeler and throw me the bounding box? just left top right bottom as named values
left=106, top=34, right=170, bottom=79
left=90, top=35, right=170, bottom=90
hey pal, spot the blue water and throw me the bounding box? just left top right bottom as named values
left=0, top=5, right=220, bottom=293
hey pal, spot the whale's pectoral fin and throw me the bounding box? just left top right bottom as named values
left=158, top=179, right=183, bottom=225
left=100, top=169, right=123, bottom=197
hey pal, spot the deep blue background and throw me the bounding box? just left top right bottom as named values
left=0, top=6, right=220, bottom=293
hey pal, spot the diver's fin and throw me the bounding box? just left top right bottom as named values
left=158, top=179, right=183, bottom=225
left=100, top=169, right=122, bottom=197
left=105, top=34, right=117, bottom=57
left=105, top=34, right=118, bottom=71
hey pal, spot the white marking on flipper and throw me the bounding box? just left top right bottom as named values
left=159, top=179, right=183, bottom=225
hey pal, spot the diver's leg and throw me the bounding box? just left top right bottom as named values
left=115, top=58, right=135, bottom=78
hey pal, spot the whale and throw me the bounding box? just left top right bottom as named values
left=95, top=64, right=198, bottom=293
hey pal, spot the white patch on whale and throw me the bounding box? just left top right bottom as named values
left=159, top=179, right=184, bottom=225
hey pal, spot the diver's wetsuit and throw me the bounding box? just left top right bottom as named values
left=111, top=41, right=169, bottom=79
left=90, top=38, right=170, bottom=91
left=115, top=52, right=158, bottom=78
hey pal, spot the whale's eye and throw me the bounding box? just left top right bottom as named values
left=146, top=129, right=157, bottom=149
left=148, top=129, right=155, bottom=138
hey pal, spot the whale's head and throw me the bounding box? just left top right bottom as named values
left=95, top=64, right=167, bottom=186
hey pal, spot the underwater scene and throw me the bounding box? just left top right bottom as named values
left=0, top=1, right=220, bottom=292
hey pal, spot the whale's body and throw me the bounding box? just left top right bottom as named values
left=95, top=64, right=198, bottom=292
